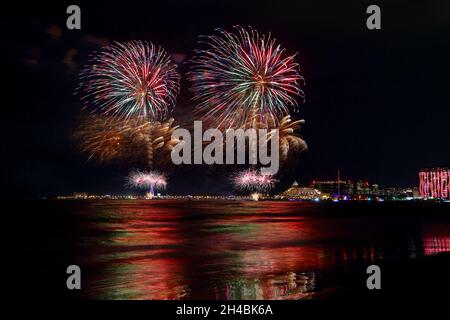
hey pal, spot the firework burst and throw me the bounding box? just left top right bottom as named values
left=232, top=169, right=277, bottom=192
left=78, top=40, right=180, bottom=122
left=274, top=115, right=307, bottom=162
left=220, top=115, right=307, bottom=166
left=262, top=115, right=307, bottom=163
left=189, top=26, right=304, bottom=129
left=127, top=170, right=167, bottom=195
left=73, top=115, right=179, bottom=167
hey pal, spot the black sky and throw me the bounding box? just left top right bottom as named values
left=2, top=0, right=450, bottom=198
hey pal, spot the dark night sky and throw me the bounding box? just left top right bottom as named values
left=2, top=0, right=450, bottom=198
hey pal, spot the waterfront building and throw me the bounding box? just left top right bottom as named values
left=276, top=181, right=323, bottom=200
left=419, top=168, right=450, bottom=199
left=310, top=180, right=353, bottom=197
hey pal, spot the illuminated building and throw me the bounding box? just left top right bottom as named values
left=310, top=180, right=353, bottom=197
left=419, top=168, right=450, bottom=199
left=73, top=192, right=88, bottom=199
left=276, top=181, right=322, bottom=200
left=355, top=180, right=371, bottom=195
left=372, top=184, right=379, bottom=194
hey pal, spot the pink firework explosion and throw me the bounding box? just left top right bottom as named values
left=233, top=169, right=277, bottom=192
left=189, top=26, right=304, bottom=128
left=127, top=170, right=167, bottom=191
left=78, top=41, right=180, bottom=122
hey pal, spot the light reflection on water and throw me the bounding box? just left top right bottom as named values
left=67, top=200, right=450, bottom=300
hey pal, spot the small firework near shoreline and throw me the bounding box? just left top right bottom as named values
left=232, top=169, right=277, bottom=193
left=126, top=170, right=167, bottom=197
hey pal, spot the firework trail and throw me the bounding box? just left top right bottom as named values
left=261, top=115, right=307, bottom=163
left=219, top=115, right=306, bottom=166
left=273, top=115, right=307, bottom=162
left=78, top=40, right=180, bottom=122
left=127, top=169, right=167, bottom=196
left=189, top=26, right=304, bottom=129
left=232, top=169, right=277, bottom=193
left=73, top=115, right=179, bottom=167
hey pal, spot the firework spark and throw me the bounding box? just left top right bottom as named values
left=221, top=115, right=307, bottom=165
left=265, top=115, right=308, bottom=163
left=73, top=115, right=179, bottom=167
left=233, top=169, right=277, bottom=192
left=78, top=40, right=180, bottom=122
left=189, top=26, right=304, bottom=129
left=127, top=170, right=167, bottom=195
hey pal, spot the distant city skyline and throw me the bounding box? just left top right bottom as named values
left=57, top=173, right=428, bottom=200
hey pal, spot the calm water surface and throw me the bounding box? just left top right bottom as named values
left=44, top=200, right=450, bottom=299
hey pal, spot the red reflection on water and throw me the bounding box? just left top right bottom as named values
left=423, top=236, right=450, bottom=255
left=81, top=201, right=333, bottom=299
left=422, top=224, right=450, bottom=256
left=72, top=200, right=450, bottom=299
